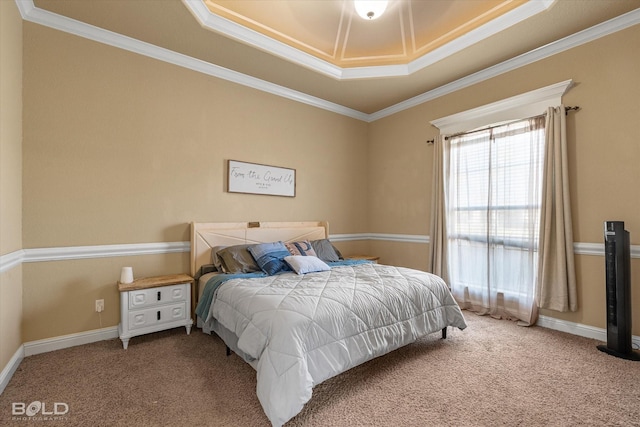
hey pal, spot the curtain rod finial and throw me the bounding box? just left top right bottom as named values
left=565, top=106, right=580, bottom=115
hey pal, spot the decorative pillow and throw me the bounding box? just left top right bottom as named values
left=284, top=256, right=330, bottom=275
left=210, top=245, right=228, bottom=272
left=285, top=240, right=317, bottom=257
left=248, top=242, right=291, bottom=275
left=310, top=239, right=343, bottom=262
left=216, top=245, right=261, bottom=274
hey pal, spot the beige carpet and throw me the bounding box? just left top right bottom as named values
left=2, top=313, right=639, bottom=426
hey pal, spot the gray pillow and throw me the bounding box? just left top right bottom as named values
left=210, top=245, right=228, bottom=272
left=310, top=239, right=342, bottom=262
left=216, top=244, right=261, bottom=274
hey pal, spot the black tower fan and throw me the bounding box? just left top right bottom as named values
left=596, top=221, right=640, bottom=360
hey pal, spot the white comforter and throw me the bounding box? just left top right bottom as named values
left=210, top=262, right=467, bottom=426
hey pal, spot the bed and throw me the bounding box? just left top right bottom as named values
left=190, top=221, right=467, bottom=426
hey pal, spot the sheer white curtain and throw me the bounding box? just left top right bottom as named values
left=444, top=117, right=545, bottom=325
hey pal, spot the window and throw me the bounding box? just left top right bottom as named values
left=430, top=80, right=576, bottom=323
left=446, top=117, right=545, bottom=309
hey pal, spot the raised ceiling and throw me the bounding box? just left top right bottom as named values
left=198, top=0, right=529, bottom=69
left=28, top=0, right=640, bottom=116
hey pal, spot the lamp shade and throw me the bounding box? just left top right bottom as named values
left=354, top=0, right=388, bottom=20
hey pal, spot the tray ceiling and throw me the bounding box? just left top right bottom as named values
left=197, top=0, right=529, bottom=69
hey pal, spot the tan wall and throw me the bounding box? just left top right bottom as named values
left=13, top=8, right=640, bottom=345
left=0, top=1, right=23, bottom=256
left=0, top=0, right=24, bottom=369
left=369, top=24, right=640, bottom=333
left=0, top=268, right=23, bottom=364
left=21, top=23, right=369, bottom=341
left=22, top=253, right=188, bottom=341
left=369, top=240, right=429, bottom=270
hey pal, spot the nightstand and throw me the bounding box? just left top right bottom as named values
left=345, top=255, right=380, bottom=263
left=118, top=274, right=194, bottom=349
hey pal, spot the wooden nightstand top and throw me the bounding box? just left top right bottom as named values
left=118, top=273, right=194, bottom=292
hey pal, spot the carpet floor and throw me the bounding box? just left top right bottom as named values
left=1, top=312, right=639, bottom=426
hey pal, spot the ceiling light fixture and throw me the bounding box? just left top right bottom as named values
left=354, top=0, right=388, bottom=20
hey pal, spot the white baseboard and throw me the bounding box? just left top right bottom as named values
left=0, top=345, right=24, bottom=395
left=23, top=326, right=119, bottom=357
left=537, top=315, right=640, bottom=350
left=2, top=316, right=639, bottom=395
left=2, top=326, right=118, bottom=395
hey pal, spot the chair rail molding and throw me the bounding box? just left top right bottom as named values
left=0, top=237, right=638, bottom=271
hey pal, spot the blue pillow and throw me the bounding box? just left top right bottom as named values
left=248, top=242, right=291, bottom=275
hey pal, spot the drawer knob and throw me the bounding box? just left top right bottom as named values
left=157, top=291, right=161, bottom=301
left=157, top=311, right=161, bottom=321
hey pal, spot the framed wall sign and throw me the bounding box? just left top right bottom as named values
left=227, top=160, right=296, bottom=197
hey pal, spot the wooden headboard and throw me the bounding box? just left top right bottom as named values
left=190, top=221, right=329, bottom=276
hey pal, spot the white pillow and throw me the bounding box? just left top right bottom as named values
left=284, top=255, right=330, bottom=275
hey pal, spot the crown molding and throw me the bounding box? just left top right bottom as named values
left=371, top=8, right=640, bottom=121
left=12, top=1, right=640, bottom=121
left=182, top=0, right=345, bottom=80
left=406, top=0, right=555, bottom=76
left=182, top=0, right=555, bottom=80
left=15, top=0, right=369, bottom=122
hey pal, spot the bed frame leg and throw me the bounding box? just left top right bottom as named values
left=441, top=327, right=447, bottom=339
left=226, top=346, right=231, bottom=356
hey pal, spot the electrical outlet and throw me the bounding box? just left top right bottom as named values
left=95, top=299, right=104, bottom=313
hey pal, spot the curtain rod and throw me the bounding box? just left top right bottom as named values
left=425, top=105, right=580, bottom=144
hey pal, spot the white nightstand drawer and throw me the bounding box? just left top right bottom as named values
left=128, top=302, right=187, bottom=330
left=118, top=274, right=194, bottom=349
left=128, top=283, right=189, bottom=309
